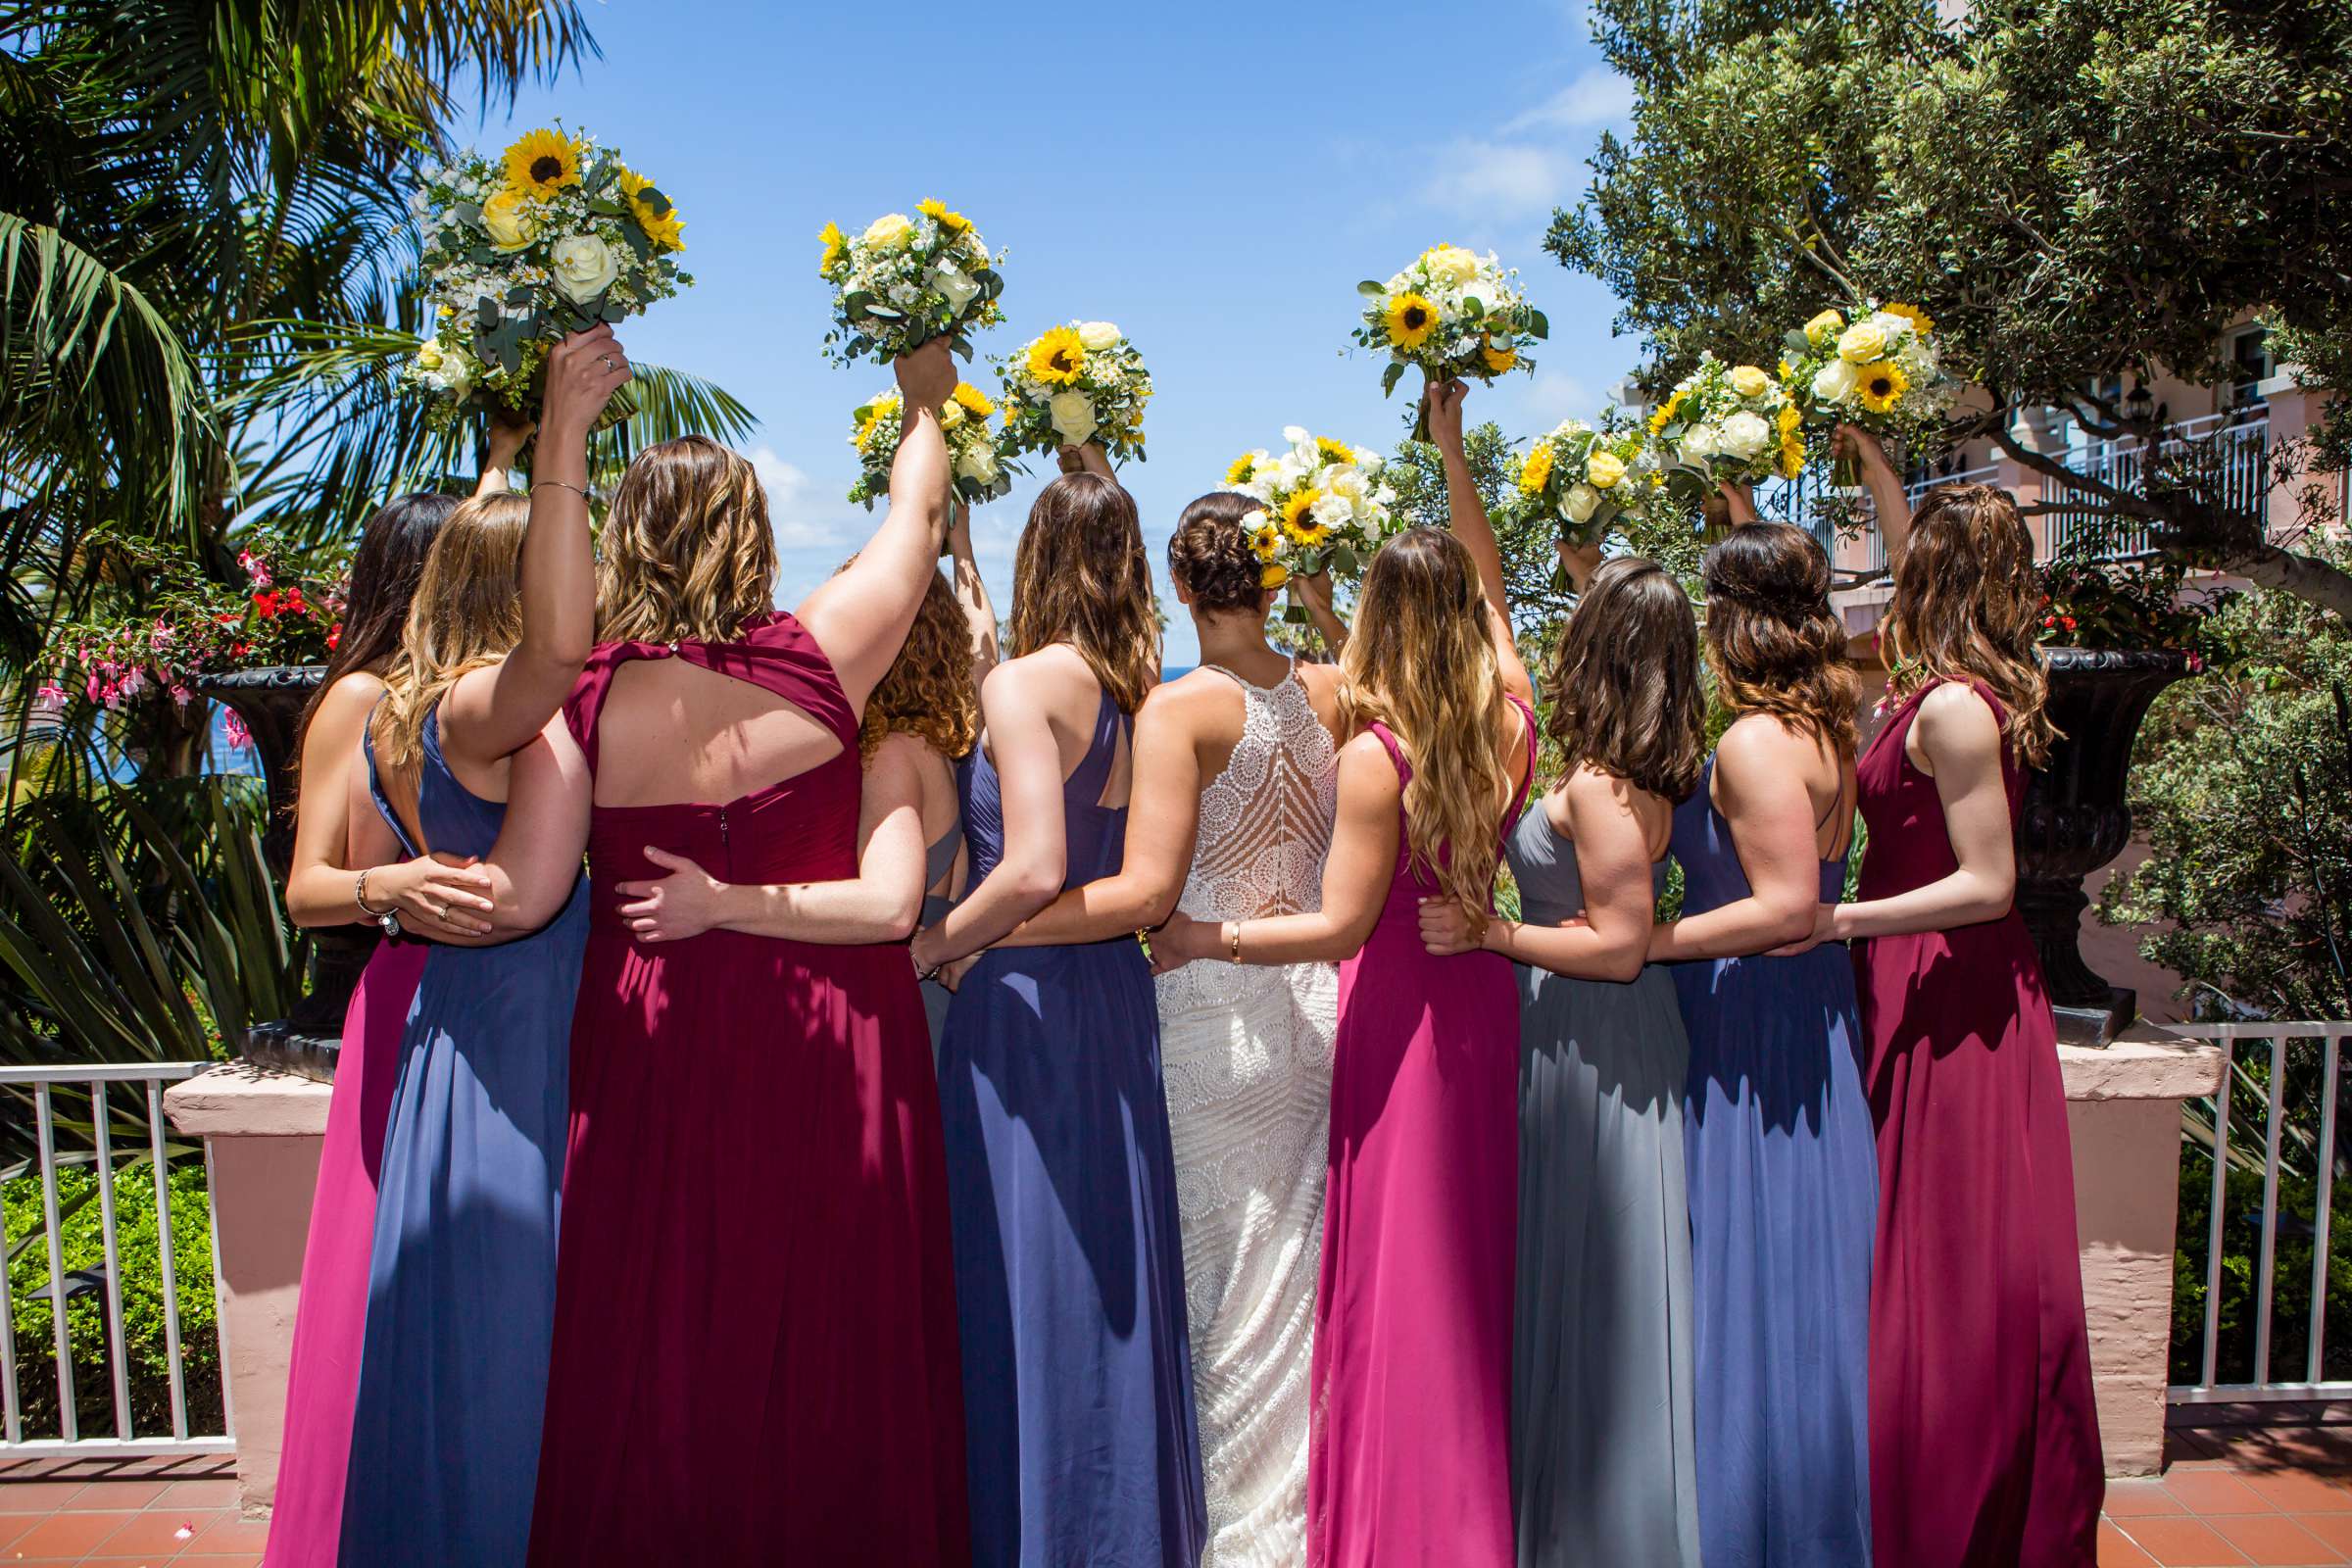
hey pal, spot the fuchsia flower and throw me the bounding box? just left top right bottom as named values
left=237, top=549, right=272, bottom=588
left=33, top=681, right=66, bottom=708
left=222, top=710, right=252, bottom=752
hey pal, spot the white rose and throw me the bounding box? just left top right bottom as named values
left=1272, top=451, right=1312, bottom=491
left=1680, top=423, right=1720, bottom=461
left=549, top=235, right=619, bottom=304
left=955, top=443, right=1000, bottom=485
left=1353, top=447, right=1383, bottom=472
left=1422, top=244, right=1482, bottom=287
left=1562, top=483, right=1602, bottom=524
left=1076, top=320, right=1122, bottom=351
left=933, top=266, right=979, bottom=314
left=1812, top=358, right=1859, bottom=405
left=1325, top=467, right=1369, bottom=507
left=1868, top=311, right=1913, bottom=347
left=1718, top=411, right=1772, bottom=461
left=1048, top=390, right=1099, bottom=446
left=1281, top=424, right=1311, bottom=447
left=1309, top=490, right=1354, bottom=531
left=863, top=213, right=913, bottom=249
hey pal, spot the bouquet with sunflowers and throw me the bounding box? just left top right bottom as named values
left=1352, top=244, right=1547, bottom=439
left=1647, top=353, right=1805, bottom=490
left=1782, top=303, right=1955, bottom=484
left=995, top=321, right=1152, bottom=463
left=818, top=202, right=1004, bottom=366
left=403, top=126, right=689, bottom=424
left=1226, top=427, right=1398, bottom=605
left=1511, top=418, right=1651, bottom=549
left=847, top=383, right=1014, bottom=511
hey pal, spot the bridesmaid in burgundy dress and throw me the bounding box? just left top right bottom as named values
left=1794, top=430, right=2103, bottom=1564
left=526, top=344, right=969, bottom=1563
left=1153, top=380, right=1536, bottom=1567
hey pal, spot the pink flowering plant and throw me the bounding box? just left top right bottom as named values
left=40, top=534, right=347, bottom=713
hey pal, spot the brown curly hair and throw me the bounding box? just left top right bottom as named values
left=1545, top=557, right=1706, bottom=802
left=597, top=435, right=777, bottom=644
left=1339, top=527, right=1518, bottom=914
left=855, top=564, right=980, bottom=762
left=1883, top=482, right=2057, bottom=766
left=1167, top=492, right=1269, bottom=614
left=1701, top=523, right=1859, bottom=757
left=1009, top=472, right=1159, bottom=713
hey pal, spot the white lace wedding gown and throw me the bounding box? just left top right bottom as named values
left=1154, top=661, right=1339, bottom=1568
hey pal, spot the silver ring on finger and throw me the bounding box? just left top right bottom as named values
left=599, top=354, right=617, bottom=372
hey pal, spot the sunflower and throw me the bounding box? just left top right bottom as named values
left=817, top=221, right=848, bottom=278
left=1646, top=391, right=1686, bottom=436
left=1280, top=489, right=1328, bottom=543
left=1315, top=436, right=1356, bottom=469
left=1226, top=454, right=1257, bottom=486
left=1260, top=563, right=1290, bottom=590
left=1384, top=292, right=1438, bottom=351
left=1026, top=326, right=1087, bottom=386
left=1518, top=442, right=1556, bottom=497
left=853, top=394, right=903, bottom=453
left=1778, top=405, right=1802, bottom=439
left=503, top=128, right=581, bottom=197
left=1857, top=360, right=1910, bottom=415
left=617, top=167, right=685, bottom=252
left=1249, top=520, right=1283, bottom=561
left=1882, top=302, right=1935, bottom=337
left=1779, top=433, right=1806, bottom=481
left=952, top=383, right=996, bottom=418
left=917, top=198, right=973, bottom=235
left=1481, top=341, right=1519, bottom=374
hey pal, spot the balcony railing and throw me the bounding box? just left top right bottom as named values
left=2046, top=413, right=2270, bottom=558
left=2169, top=1021, right=2352, bottom=1406
left=0, top=1061, right=232, bottom=1457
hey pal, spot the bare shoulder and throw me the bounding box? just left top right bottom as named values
left=1294, top=660, right=1346, bottom=701
left=1915, top=680, right=2001, bottom=741
left=1563, top=763, right=1639, bottom=817
left=1337, top=728, right=1401, bottom=791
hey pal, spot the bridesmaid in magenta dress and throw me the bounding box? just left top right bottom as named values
left=526, top=345, right=968, bottom=1563
left=1152, top=382, right=1535, bottom=1567
left=1807, top=434, right=2103, bottom=1565
left=268, top=458, right=526, bottom=1565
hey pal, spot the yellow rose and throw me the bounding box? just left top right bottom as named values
left=1805, top=309, right=1846, bottom=348
left=1728, top=365, right=1771, bottom=399
left=1838, top=320, right=1888, bottom=364
left=481, top=187, right=539, bottom=253
left=416, top=340, right=444, bottom=369
left=862, top=213, right=913, bottom=250
left=1422, top=244, right=1481, bottom=287
left=1260, top=563, right=1290, bottom=590
left=1586, top=450, right=1628, bottom=490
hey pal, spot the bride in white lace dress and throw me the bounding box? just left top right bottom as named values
left=991, top=491, right=1348, bottom=1565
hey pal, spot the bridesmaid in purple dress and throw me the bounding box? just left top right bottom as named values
left=268, top=423, right=529, bottom=1567
left=1153, top=381, right=1535, bottom=1568
left=1796, top=432, right=2103, bottom=1565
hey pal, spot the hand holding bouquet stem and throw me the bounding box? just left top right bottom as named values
left=1719, top=481, right=1760, bottom=526
left=479, top=409, right=536, bottom=495
left=540, top=326, right=631, bottom=460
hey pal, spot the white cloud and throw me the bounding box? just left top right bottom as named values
left=1422, top=140, right=1575, bottom=218
left=742, top=444, right=852, bottom=552
left=1502, top=68, right=1636, bottom=134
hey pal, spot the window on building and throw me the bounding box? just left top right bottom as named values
left=2230, top=328, right=2273, bottom=414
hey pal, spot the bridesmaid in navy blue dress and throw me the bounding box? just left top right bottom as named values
left=1647, top=522, right=1877, bottom=1568
left=909, top=455, right=1204, bottom=1568
left=335, top=334, right=623, bottom=1565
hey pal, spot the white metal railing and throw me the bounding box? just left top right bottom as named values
left=2169, top=1021, right=2352, bottom=1406
left=0, top=1062, right=231, bottom=1456
left=2048, top=414, right=2270, bottom=558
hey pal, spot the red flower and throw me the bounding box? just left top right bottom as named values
left=2061, top=615, right=2077, bottom=630
left=252, top=590, right=280, bottom=618
left=326, top=621, right=343, bottom=652
left=2042, top=615, right=2057, bottom=629
left=216, top=612, right=241, bottom=626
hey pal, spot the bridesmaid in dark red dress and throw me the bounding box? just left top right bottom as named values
left=526, top=344, right=969, bottom=1563
left=1796, top=430, right=2104, bottom=1565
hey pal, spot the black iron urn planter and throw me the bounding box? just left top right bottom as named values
left=196, top=665, right=374, bottom=1080
left=2014, top=646, right=2194, bottom=1045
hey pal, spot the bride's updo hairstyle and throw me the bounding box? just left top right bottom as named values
left=1546, top=557, right=1705, bottom=802
left=598, top=435, right=776, bottom=644
left=1338, top=526, right=1516, bottom=916
left=1882, top=481, right=2056, bottom=766
left=1166, top=492, right=1271, bottom=615
left=1700, top=522, right=1858, bottom=758
left=1009, top=471, right=1158, bottom=714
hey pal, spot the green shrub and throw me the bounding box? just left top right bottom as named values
left=3, top=1149, right=220, bottom=1438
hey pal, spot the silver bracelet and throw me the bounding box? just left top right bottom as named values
left=354, top=869, right=402, bottom=939
left=529, top=479, right=589, bottom=501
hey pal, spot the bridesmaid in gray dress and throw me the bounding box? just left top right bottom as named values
left=1420, top=551, right=1709, bottom=1568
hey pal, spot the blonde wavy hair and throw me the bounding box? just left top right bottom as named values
left=374, top=492, right=531, bottom=772
left=1008, top=472, right=1159, bottom=713
left=597, top=435, right=777, bottom=643
left=1338, top=527, right=1519, bottom=913
left=1882, top=482, right=2058, bottom=766
left=852, top=562, right=980, bottom=762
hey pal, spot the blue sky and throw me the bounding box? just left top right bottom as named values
left=455, top=0, right=1643, bottom=666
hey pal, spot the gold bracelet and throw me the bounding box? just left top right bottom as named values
left=1228, top=920, right=1243, bottom=963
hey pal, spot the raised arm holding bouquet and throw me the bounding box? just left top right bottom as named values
left=1783, top=303, right=1956, bottom=485
left=848, top=381, right=1013, bottom=512
left=404, top=127, right=688, bottom=430
left=997, top=320, right=1153, bottom=466
left=1648, top=353, right=1806, bottom=508
left=819, top=201, right=1004, bottom=366
left=1511, top=416, right=1650, bottom=583
left=1225, top=427, right=1398, bottom=612
left=1353, top=244, right=1546, bottom=439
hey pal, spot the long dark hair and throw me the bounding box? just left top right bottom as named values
left=292, top=492, right=460, bottom=763
left=1009, top=472, right=1158, bottom=713
left=1700, top=522, right=1859, bottom=757
left=1545, top=557, right=1705, bottom=802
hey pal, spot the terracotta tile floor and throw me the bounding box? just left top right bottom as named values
left=0, top=1455, right=247, bottom=1567
left=11, top=1405, right=2352, bottom=1565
